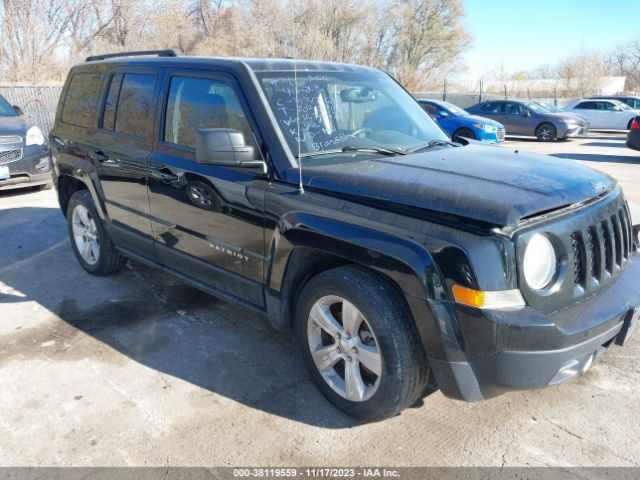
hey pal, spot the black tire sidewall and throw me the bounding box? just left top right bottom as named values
left=295, top=266, right=427, bottom=421
left=454, top=128, right=475, bottom=141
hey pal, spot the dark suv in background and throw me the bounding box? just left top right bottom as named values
left=0, top=94, right=51, bottom=191
left=50, top=51, right=640, bottom=421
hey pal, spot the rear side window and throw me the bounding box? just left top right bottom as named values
left=62, top=73, right=103, bottom=128
left=480, top=102, right=503, bottom=113
left=101, top=73, right=156, bottom=138
left=575, top=101, right=596, bottom=110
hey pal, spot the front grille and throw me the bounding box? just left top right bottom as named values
left=571, top=204, right=633, bottom=291
left=0, top=149, right=22, bottom=164
left=0, top=135, right=22, bottom=144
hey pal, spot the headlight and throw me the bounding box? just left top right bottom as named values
left=25, top=126, right=45, bottom=146
left=473, top=123, right=497, bottom=132
left=523, top=233, right=557, bottom=290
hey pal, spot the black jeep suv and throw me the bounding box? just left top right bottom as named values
left=0, top=95, right=51, bottom=191
left=50, top=51, right=640, bottom=420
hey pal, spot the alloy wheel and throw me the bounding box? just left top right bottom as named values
left=72, top=205, right=100, bottom=265
left=307, top=295, right=382, bottom=402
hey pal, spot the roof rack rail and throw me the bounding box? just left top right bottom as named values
left=85, top=49, right=182, bottom=62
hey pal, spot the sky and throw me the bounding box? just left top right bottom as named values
left=463, top=0, right=640, bottom=81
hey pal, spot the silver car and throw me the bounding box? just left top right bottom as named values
left=467, top=99, right=589, bottom=141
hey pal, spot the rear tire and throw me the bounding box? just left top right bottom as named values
left=295, top=266, right=429, bottom=421
left=536, top=123, right=557, bottom=142
left=453, top=127, right=476, bottom=141
left=66, top=190, right=127, bottom=276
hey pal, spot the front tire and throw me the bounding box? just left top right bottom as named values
left=295, top=266, right=429, bottom=421
left=536, top=123, right=557, bottom=142
left=453, top=127, right=476, bottom=141
left=67, top=190, right=126, bottom=276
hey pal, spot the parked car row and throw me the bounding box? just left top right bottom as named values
left=419, top=98, right=589, bottom=142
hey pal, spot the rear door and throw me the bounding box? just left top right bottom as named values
left=93, top=68, right=163, bottom=258
left=146, top=69, right=269, bottom=307
left=573, top=101, right=601, bottom=127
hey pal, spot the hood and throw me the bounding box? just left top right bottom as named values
left=461, top=114, right=503, bottom=128
left=0, top=115, right=29, bottom=136
left=299, top=145, right=615, bottom=228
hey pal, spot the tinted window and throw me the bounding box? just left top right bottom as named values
left=480, top=102, right=503, bottom=113
left=420, top=102, right=440, bottom=116
left=102, top=74, right=123, bottom=130
left=505, top=102, right=524, bottom=115
left=62, top=73, right=103, bottom=128
left=0, top=95, right=17, bottom=117
left=164, top=76, right=253, bottom=149
left=575, top=101, right=596, bottom=110
left=600, top=101, right=618, bottom=111
left=110, top=74, right=156, bottom=137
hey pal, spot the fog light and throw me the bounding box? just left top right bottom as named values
left=35, top=157, right=49, bottom=171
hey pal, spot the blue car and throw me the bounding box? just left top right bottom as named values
left=418, top=99, right=505, bottom=143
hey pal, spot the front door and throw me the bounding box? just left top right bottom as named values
left=93, top=69, right=163, bottom=258
left=147, top=70, right=268, bottom=307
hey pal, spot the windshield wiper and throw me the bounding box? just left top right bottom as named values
left=341, top=146, right=407, bottom=156
left=409, top=139, right=461, bottom=153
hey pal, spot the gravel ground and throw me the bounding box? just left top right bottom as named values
left=0, top=131, right=638, bottom=467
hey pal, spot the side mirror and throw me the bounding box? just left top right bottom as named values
left=13, top=105, right=23, bottom=116
left=439, top=110, right=450, bottom=117
left=522, top=111, right=531, bottom=117
left=196, top=128, right=265, bottom=173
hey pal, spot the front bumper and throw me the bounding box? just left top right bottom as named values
left=0, top=145, right=51, bottom=191
left=560, top=124, right=590, bottom=138
left=429, top=250, right=640, bottom=402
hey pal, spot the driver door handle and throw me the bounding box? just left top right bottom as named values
left=151, top=167, right=179, bottom=183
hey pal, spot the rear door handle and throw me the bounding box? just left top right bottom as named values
left=151, top=168, right=179, bottom=183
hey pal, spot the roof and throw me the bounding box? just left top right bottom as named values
left=78, top=54, right=375, bottom=73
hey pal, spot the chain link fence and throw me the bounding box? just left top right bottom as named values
left=0, top=85, right=63, bottom=135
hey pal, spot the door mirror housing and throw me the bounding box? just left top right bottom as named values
left=439, top=110, right=450, bottom=117
left=522, top=110, right=531, bottom=117
left=13, top=105, right=23, bottom=116
left=196, top=128, right=265, bottom=172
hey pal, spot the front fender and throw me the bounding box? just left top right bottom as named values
left=269, top=212, right=444, bottom=300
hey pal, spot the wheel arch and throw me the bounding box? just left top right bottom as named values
left=265, top=214, right=444, bottom=337
left=57, top=175, right=88, bottom=218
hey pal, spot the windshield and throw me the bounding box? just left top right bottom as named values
left=613, top=100, right=633, bottom=111
left=537, top=102, right=561, bottom=113
left=0, top=96, right=17, bottom=117
left=525, top=102, right=550, bottom=113
left=255, top=70, right=448, bottom=163
left=440, top=101, right=469, bottom=116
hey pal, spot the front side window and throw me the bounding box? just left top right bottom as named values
left=0, top=95, right=17, bottom=117
left=255, top=70, right=447, bottom=163
left=420, top=102, right=441, bottom=116
left=505, top=102, right=524, bottom=115
left=62, top=73, right=103, bottom=128
left=164, top=76, right=253, bottom=149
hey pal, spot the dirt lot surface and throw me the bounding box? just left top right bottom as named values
left=0, top=132, right=638, bottom=467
